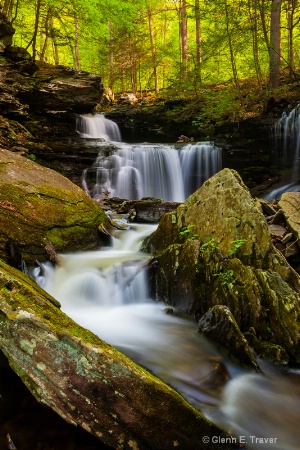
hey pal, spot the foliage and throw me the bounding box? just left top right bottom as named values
left=4, top=0, right=300, bottom=96
left=179, top=224, right=199, bottom=241
left=26, top=153, right=36, bottom=161
left=198, top=236, right=247, bottom=287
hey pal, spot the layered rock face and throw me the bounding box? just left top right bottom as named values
left=0, top=19, right=104, bottom=184
left=0, top=148, right=109, bottom=265
left=144, top=168, right=300, bottom=364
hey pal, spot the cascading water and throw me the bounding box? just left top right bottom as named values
left=274, top=104, right=300, bottom=161
left=33, top=113, right=300, bottom=448
left=76, top=113, right=122, bottom=141
left=78, top=114, right=222, bottom=201
left=265, top=105, right=300, bottom=201
left=34, top=222, right=300, bottom=450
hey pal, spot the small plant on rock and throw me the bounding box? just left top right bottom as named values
left=179, top=224, right=199, bottom=241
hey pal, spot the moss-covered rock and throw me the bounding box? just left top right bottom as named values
left=0, top=259, right=237, bottom=450
left=0, top=148, right=110, bottom=263
left=144, top=169, right=300, bottom=364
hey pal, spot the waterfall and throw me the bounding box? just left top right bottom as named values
left=180, top=142, right=222, bottom=195
left=264, top=105, right=300, bottom=201
left=34, top=222, right=300, bottom=449
left=76, top=113, right=122, bottom=141
left=274, top=105, right=300, bottom=161
left=82, top=142, right=222, bottom=202
left=33, top=223, right=231, bottom=411
left=77, top=114, right=222, bottom=201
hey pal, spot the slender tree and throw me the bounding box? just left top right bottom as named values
left=269, top=0, right=282, bottom=88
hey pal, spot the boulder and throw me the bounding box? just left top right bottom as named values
left=3, top=45, right=32, bottom=61
left=0, top=13, right=15, bottom=51
left=278, top=192, right=300, bottom=244
left=198, top=305, right=260, bottom=371
left=0, top=148, right=110, bottom=264
left=143, top=169, right=300, bottom=363
left=0, top=259, right=237, bottom=450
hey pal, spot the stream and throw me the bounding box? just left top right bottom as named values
left=35, top=114, right=300, bottom=450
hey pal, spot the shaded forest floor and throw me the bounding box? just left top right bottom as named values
left=101, top=74, right=300, bottom=143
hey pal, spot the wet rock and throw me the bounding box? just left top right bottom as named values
left=128, top=199, right=181, bottom=223
left=279, top=192, right=300, bottom=245
left=258, top=198, right=277, bottom=217
left=198, top=305, right=260, bottom=371
left=271, top=208, right=285, bottom=224
left=0, top=148, right=110, bottom=264
left=0, top=259, right=236, bottom=450
left=144, top=168, right=300, bottom=363
left=268, top=223, right=287, bottom=238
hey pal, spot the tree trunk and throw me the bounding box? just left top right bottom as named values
left=257, top=0, right=270, bottom=53
left=195, top=0, right=202, bottom=83
left=74, top=13, right=81, bottom=70
left=224, top=0, right=241, bottom=98
left=269, top=0, right=282, bottom=88
left=248, top=0, right=262, bottom=86
left=40, top=6, right=51, bottom=61
left=32, top=0, right=42, bottom=61
left=2, top=0, right=14, bottom=21
left=109, top=19, right=114, bottom=91
left=179, top=0, right=188, bottom=78
left=146, top=3, right=159, bottom=93
left=287, top=0, right=299, bottom=81
left=50, top=13, right=59, bottom=65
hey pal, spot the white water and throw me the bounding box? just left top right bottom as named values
left=35, top=224, right=233, bottom=410
left=78, top=114, right=222, bottom=201
left=34, top=223, right=300, bottom=449
left=265, top=105, right=300, bottom=201
left=35, top=113, right=300, bottom=447
left=76, top=113, right=122, bottom=141
left=274, top=105, right=300, bottom=160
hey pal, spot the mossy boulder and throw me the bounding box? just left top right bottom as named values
left=144, top=169, right=300, bottom=364
left=0, top=148, right=109, bottom=264
left=0, top=259, right=237, bottom=450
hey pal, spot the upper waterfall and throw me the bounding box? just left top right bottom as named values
left=76, top=113, right=122, bottom=141
left=274, top=104, right=300, bottom=160
left=264, top=104, right=300, bottom=200
left=77, top=113, right=222, bottom=202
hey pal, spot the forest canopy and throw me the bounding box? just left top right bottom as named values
left=2, top=0, right=300, bottom=95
